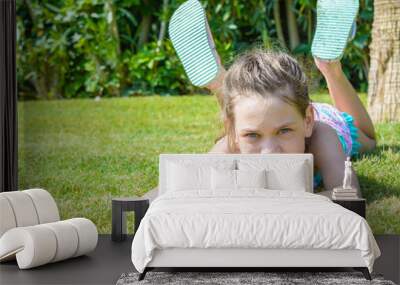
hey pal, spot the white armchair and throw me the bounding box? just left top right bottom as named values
left=0, top=189, right=98, bottom=269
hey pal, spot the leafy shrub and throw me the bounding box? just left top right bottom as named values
left=17, top=0, right=374, bottom=99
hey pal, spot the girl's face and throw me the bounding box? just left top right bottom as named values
left=233, top=94, right=314, bottom=154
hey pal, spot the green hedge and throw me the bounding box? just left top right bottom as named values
left=17, top=0, right=373, bottom=99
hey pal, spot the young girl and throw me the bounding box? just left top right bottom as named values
left=168, top=0, right=376, bottom=195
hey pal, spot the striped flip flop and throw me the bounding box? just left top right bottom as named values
left=169, top=0, right=220, bottom=87
left=311, top=0, right=359, bottom=61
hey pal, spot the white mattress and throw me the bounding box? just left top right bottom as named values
left=131, top=190, right=380, bottom=273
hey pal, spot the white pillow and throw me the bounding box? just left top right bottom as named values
left=236, top=169, right=267, bottom=189
left=266, top=162, right=307, bottom=191
left=167, top=162, right=211, bottom=191
left=211, top=168, right=268, bottom=191
left=238, top=159, right=309, bottom=191
left=211, top=168, right=236, bottom=190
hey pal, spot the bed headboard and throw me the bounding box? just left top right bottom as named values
left=159, top=154, right=314, bottom=194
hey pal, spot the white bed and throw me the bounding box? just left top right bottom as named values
left=131, top=154, right=380, bottom=281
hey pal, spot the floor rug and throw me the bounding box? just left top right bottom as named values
left=116, top=271, right=396, bottom=285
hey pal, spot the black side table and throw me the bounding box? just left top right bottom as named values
left=332, top=198, right=366, bottom=218
left=112, top=197, right=149, bottom=242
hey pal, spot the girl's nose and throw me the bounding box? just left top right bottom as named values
left=260, top=147, right=281, bottom=154
left=260, top=140, right=282, bottom=154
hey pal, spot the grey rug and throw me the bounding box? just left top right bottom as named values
left=116, top=271, right=396, bottom=285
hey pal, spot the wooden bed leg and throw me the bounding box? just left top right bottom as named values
left=138, top=268, right=148, bottom=281
left=354, top=267, right=372, bottom=280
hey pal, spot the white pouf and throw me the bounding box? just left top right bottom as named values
left=0, top=189, right=98, bottom=269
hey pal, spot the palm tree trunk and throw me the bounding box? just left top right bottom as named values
left=307, top=8, right=312, bottom=44
left=273, top=0, right=287, bottom=49
left=105, top=0, right=123, bottom=96
left=137, top=0, right=152, bottom=50
left=105, top=0, right=121, bottom=56
left=367, top=0, right=400, bottom=122
left=157, top=0, right=169, bottom=49
left=286, top=0, right=300, bottom=51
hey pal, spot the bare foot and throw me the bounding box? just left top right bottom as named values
left=313, top=57, right=343, bottom=78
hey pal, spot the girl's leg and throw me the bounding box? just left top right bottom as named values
left=206, top=67, right=226, bottom=110
left=314, top=59, right=376, bottom=152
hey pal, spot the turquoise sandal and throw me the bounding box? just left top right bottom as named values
left=311, top=0, right=359, bottom=61
left=169, top=0, right=220, bottom=87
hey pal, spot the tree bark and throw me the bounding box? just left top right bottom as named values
left=157, top=0, right=169, bottom=49
left=105, top=0, right=121, bottom=56
left=367, top=0, right=400, bottom=122
left=286, top=0, right=300, bottom=51
left=273, top=0, right=287, bottom=49
left=307, top=8, right=312, bottom=44
left=105, top=0, right=124, bottom=96
left=138, top=15, right=151, bottom=49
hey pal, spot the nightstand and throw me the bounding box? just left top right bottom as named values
left=332, top=198, right=366, bottom=218
left=111, top=197, right=149, bottom=242
left=316, top=190, right=366, bottom=218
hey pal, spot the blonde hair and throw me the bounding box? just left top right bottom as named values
left=219, top=49, right=310, bottom=153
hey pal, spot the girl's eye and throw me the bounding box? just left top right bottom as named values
left=245, top=133, right=259, bottom=139
left=278, top=128, right=292, bottom=135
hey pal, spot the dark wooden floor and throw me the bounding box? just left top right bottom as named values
left=0, top=235, right=135, bottom=285
left=0, top=235, right=399, bottom=285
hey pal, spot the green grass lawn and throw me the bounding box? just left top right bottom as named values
left=18, top=93, right=400, bottom=234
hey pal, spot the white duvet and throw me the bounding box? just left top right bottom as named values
left=131, top=189, right=380, bottom=273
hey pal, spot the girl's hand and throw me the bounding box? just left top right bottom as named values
left=313, top=57, right=343, bottom=78
left=208, top=135, right=230, bottom=153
